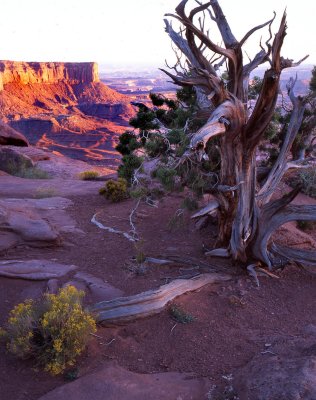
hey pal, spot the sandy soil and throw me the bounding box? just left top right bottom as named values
left=0, top=179, right=315, bottom=399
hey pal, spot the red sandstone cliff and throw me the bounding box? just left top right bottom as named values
left=0, top=61, right=135, bottom=167
left=0, top=61, right=99, bottom=89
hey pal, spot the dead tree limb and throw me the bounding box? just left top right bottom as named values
left=89, top=273, right=231, bottom=325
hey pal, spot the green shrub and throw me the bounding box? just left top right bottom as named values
left=118, top=154, right=143, bottom=183
left=116, top=131, right=140, bottom=155
left=169, top=305, right=194, bottom=324
left=99, top=178, right=129, bottom=202
left=33, top=188, right=57, bottom=198
left=167, top=209, right=186, bottom=231
left=2, top=286, right=96, bottom=375
left=129, top=187, right=150, bottom=199
left=297, top=169, right=316, bottom=198
left=6, top=161, right=50, bottom=179
left=152, top=167, right=177, bottom=191
left=144, top=134, right=168, bottom=157
left=297, top=220, right=316, bottom=231
left=181, top=197, right=199, bottom=211
left=17, top=167, right=50, bottom=179
left=79, top=170, right=99, bottom=180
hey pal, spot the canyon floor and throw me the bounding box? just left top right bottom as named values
left=0, top=153, right=315, bottom=400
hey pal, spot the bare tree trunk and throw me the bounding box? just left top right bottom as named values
left=161, top=0, right=314, bottom=269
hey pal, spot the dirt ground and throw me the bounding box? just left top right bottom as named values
left=0, top=186, right=315, bottom=399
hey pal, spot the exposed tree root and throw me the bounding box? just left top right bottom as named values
left=91, top=213, right=137, bottom=242
left=205, top=248, right=229, bottom=257
left=89, top=273, right=231, bottom=325
left=271, top=243, right=316, bottom=268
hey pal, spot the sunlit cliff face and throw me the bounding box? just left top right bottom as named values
left=0, top=61, right=135, bottom=167
left=0, top=61, right=99, bottom=90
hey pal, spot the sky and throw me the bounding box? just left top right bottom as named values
left=0, top=0, right=315, bottom=70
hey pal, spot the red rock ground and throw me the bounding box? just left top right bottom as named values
left=0, top=184, right=315, bottom=399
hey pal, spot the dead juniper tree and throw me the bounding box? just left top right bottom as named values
left=161, top=0, right=316, bottom=270
left=118, top=0, right=316, bottom=272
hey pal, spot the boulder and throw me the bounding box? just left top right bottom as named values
left=39, top=363, right=210, bottom=400
left=0, top=146, right=33, bottom=174
left=0, top=120, right=28, bottom=146
left=235, top=354, right=316, bottom=400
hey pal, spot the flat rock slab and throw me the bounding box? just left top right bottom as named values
left=72, top=272, right=124, bottom=302
left=0, top=197, right=80, bottom=252
left=39, top=363, right=210, bottom=400
left=0, top=260, right=77, bottom=280
left=0, top=175, right=105, bottom=197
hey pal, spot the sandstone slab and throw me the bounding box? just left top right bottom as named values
left=39, top=363, right=210, bottom=400
left=0, top=197, right=79, bottom=252
left=71, top=272, right=123, bottom=302
left=0, top=260, right=77, bottom=280
left=235, top=354, right=316, bottom=400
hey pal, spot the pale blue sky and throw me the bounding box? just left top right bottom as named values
left=1, top=0, right=315, bottom=68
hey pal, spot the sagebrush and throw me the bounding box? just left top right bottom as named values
left=2, top=286, right=96, bottom=375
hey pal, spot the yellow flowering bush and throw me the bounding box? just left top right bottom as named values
left=3, top=286, right=96, bottom=375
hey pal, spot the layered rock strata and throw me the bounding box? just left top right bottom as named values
left=0, top=61, right=98, bottom=90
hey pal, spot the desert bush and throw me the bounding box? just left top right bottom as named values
left=169, top=304, right=194, bottom=324
left=297, top=169, right=316, bottom=198
left=181, top=197, right=199, bottom=211
left=116, top=131, right=141, bottom=156
left=296, top=220, right=316, bottom=231
left=17, top=166, right=50, bottom=179
left=34, top=187, right=57, bottom=198
left=118, top=154, right=143, bottom=183
left=79, top=170, right=99, bottom=180
left=99, top=178, right=129, bottom=202
left=2, top=286, right=96, bottom=375
left=152, top=166, right=177, bottom=191
left=129, top=186, right=150, bottom=199
left=6, top=160, right=50, bottom=179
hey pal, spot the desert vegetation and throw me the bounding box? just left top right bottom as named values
left=0, top=1, right=315, bottom=399
left=118, top=0, right=316, bottom=275
left=1, top=286, right=96, bottom=375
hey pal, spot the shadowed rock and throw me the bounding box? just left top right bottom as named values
left=0, top=147, right=34, bottom=174
left=0, top=260, right=77, bottom=280
left=0, top=120, right=28, bottom=146
left=39, top=363, right=210, bottom=400
left=235, top=350, right=316, bottom=399
left=0, top=197, right=79, bottom=252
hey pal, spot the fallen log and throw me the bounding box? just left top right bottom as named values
left=89, top=273, right=231, bottom=325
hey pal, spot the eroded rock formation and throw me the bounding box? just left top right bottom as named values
left=0, top=61, right=99, bottom=89
left=0, top=120, right=28, bottom=146
left=0, top=61, right=134, bottom=166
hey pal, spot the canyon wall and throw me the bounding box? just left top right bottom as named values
left=0, top=61, right=99, bottom=90
left=0, top=60, right=134, bottom=167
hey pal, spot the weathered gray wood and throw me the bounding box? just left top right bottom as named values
left=159, top=1, right=312, bottom=269
left=271, top=243, right=316, bottom=268
left=89, top=273, right=231, bottom=325
left=191, top=199, right=219, bottom=219
left=205, top=248, right=229, bottom=258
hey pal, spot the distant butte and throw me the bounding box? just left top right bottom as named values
left=0, top=61, right=135, bottom=167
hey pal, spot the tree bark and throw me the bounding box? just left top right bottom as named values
left=161, top=1, right=313, bottom=269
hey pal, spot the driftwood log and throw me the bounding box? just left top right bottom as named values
left=89, top=273, right=230, bottom=325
